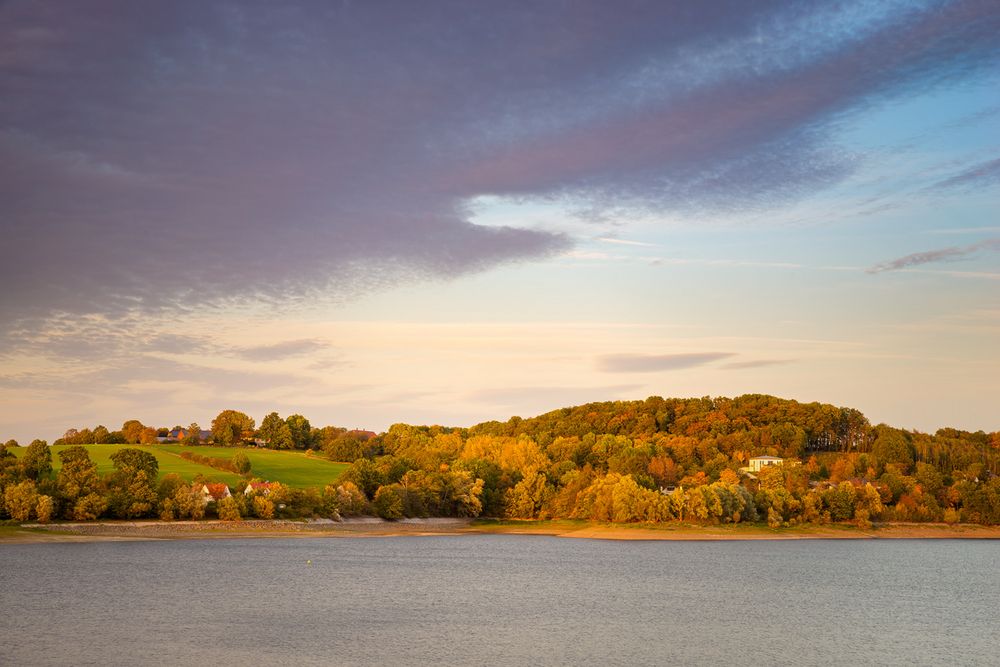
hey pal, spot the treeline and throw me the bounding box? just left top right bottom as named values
left=178, top=450, right=252, bottom=476
left=47, top=410, right=376, bottom=456
left=4, top=395, right=1000, bottom=526
left=334, top=395, right=1000, bottom=525
left=0, top=443, right=358, bottom=523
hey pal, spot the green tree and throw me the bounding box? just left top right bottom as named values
left=285, top=414, right=313, bottom=450
left=212, top=410, right=255, bottom=446
left=57, top=446, right=106, bottom=520
left=92, top=425, right=110, bottom=444
left=21, top=440, right=52, bottom=481
left=872, top=426, right=915, bottom=471
left=342, top=458, right=386, bottom=499
left=107, top=448, right=159, bottom=519
left=232, top=451, right=252, bottom=476
left=4, top=439, right=18, bottom=448
left=373, top=484, right=404, bottom=520
left=258, top=412, right=293, bottom=449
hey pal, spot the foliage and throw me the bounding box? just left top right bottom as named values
left=4, top=480, right=39, bottom=521
left=233, top=451, right=252, bottom=476
left=373, top=484, right=404, bottom=519
left=6, top=394, right=1000, bottom=526
left=211, top=410, right=255, bottom=447
left=285, top=414, right=313, bottom=450
left=217, top=496, right=242, bottom=521
left=258, top=412, right=293, bottom=449
left=21, top=440, right=52, bottom=481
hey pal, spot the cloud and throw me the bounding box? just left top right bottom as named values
left=597, top=352, right=735, bottom=373
left=466, top=385, right=643, bottom=410
left=236, top=339, right=328, bottom=362
left=721, top=359, right=795, bottom=370
left=0, top=0, right=997, bottom=328
left=867, top=238, right=1000, bottom=273
left=931, top=157, right=1000, bottom=191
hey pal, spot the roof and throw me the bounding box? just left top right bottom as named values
left=246, top=481, right=272, bottom=491
left=749, top=455, right=783, bottom=461
left=204, top=483, right=231, bottom=500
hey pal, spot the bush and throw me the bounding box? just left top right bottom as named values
left=217, top=496, right=242, bottom=521
left=373, top=485, right=404, bottom=520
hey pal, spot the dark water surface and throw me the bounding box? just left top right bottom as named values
left=2, top=536, right=998, bottom=665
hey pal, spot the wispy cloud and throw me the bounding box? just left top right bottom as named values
left=236, top=339, right=329, bottom=362
left=596, top=237, right=657, bottom=248
left=721, top=359, right=796, bottom=370
left=597, top=352, right=735, bottom=373
left=867, top=238, right=1000, bottom=273
left=930, top=157, right=1000, bottom=191
left=922, top=226, right=1000, bottom=235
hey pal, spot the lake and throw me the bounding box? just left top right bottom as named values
left=2, top=536, right=998, bottom=665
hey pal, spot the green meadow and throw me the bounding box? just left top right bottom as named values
left=10, top=444, right=349, bottom=489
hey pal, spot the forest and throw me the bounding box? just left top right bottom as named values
left=2, top=394, right=999, bottom=527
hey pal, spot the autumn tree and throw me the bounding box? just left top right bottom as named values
left=4, top=480, right=39, bottom=521
left=183, top=423, right=202, bottom=445
left=121, top=420, right=146, bottom=444
left=217, top=496, right=242, bottom=521
left=211, top=410, right=255, bottom=446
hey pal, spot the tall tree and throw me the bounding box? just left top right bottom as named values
left=21, top=440, right=52, bottom=481
left=57, top=446, right=106, bottom=520
left=107, top=448, right=160, bottom=518
left=211, top=410, right=255, bottom=447
left=258, top=412, right=293, bottom=449
left=121, top=420, right=146, bottom=444
left=285, top=414, right=313, bottom=450
left=92, top=425, right=110, bottom=444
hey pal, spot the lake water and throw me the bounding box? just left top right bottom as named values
left=2, top=535, right=998, bottom=665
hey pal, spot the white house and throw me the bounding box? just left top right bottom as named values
left=196, top=483, right=232, bottom=505
left=747, top=455, right=784, bottom=473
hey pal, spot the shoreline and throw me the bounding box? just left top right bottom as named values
left=3, top=518, right=1000, bottom=544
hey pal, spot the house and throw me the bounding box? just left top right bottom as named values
left=168, top=428, right=212, bottom=443
left=196, top=483, right=232, bottom=505
left=747, top=455, right=784, bottom=473
left=244, top=481, right=273, bottom=496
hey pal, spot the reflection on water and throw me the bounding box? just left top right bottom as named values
left=2, top=535, right=998, bottom=666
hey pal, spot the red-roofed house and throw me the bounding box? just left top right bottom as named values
left=243, top=481, right=274, bottom=496
left=197, top=483, right=232, bottom=505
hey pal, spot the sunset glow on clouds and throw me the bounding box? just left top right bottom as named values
left=1, top=0, right=997, bottom=440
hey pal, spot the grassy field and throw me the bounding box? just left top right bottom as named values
left=9, top=444, right=348, bottom=489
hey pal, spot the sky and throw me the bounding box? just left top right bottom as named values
left=1, top=0, right=998, bottom=443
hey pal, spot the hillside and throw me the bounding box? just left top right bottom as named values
left=9, top=444, right=348, bottom=489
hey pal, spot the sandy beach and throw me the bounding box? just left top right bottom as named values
left=4, top=518, right=1000, bottom=544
